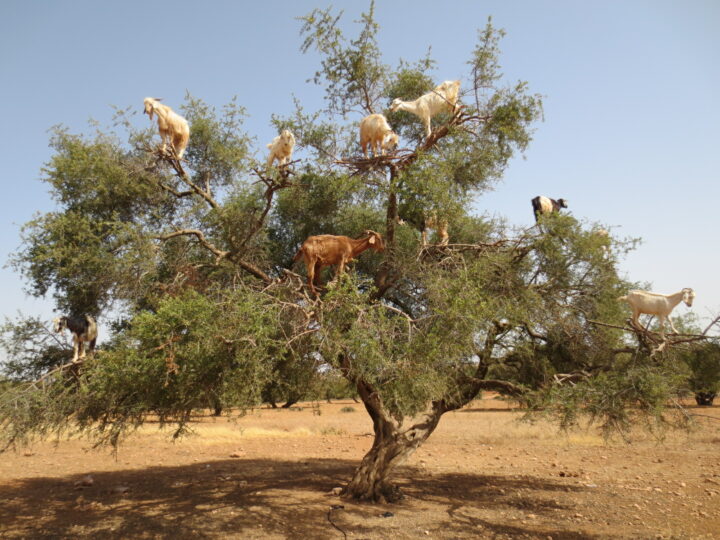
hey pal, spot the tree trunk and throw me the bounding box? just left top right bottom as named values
left=340, top=322, right=519, bottom=503
left=341, top=369, right=444, bottom=502
left=342, top=407, right=442, bottom=502
left=212, top=400, right=223, bottom=416
left=281, top=398, right=299, bottom=409
left=373, top=165, right=399, bottom=300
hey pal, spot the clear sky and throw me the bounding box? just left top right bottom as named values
left=1, top=0, right=718, bottom=335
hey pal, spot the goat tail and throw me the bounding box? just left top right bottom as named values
left=175, top=130, right=190, bottom=159
left=292, top=248, right=303, bottom=264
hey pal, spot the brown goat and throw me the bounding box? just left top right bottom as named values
left=292, top=230, right=385, bottom=294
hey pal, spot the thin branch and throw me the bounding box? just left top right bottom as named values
left=236, top=165, right=297, bottom=255
left=286, top=328, right=319, bottom=346
left=164, top=149, right=220, bottom=210
left=155, top=229, right=229, bottom=263
left=157, top=183, right=194, bottom=199
left=465, top=377, right=527, bottom=397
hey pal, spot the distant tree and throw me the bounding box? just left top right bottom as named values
left=2, top=3, right=716, bottom=502
left=680, top=341, right=720, bottom=406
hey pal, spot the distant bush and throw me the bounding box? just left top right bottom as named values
left=320, top=426, right=347, bottom=436
left=340, top=406, right=356, bottom=413
left=681, top=342, right=720, bottom=406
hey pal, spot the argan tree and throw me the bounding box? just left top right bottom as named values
left=1, top=4, right=709, bottom=502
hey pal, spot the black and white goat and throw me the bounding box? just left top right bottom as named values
left=531, top=195, right=568, bottom=224
left=53, top=315, right=98, bottom=362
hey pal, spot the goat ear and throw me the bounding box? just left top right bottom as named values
left=369, top=235, right=376, bottom=245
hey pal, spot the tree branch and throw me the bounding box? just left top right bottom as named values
left=148, top=145, right=220, bottom=210
left=465, top=378, right=527, bottom=397
left=155, top=229, right=229, bottom=263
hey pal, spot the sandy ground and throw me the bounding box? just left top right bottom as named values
left=1, top=396, right=719, bottom=539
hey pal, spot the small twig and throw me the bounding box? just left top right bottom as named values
left=688, top=413, right=720, bottom=422
left=327, top=505, right=347, bottom=540
left=286, top=328, right=319, bottom=346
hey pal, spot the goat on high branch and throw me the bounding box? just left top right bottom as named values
left=143, top=98, right=190, bottom=159
left=53, top=315, right=98, bottom=362
left=359, top=113, right=399, bottom=158
left=292, top=230, right=385, bottom=295
left=398, top=212, right=449, bottom=247
left=266, top=129, right=296, bottom=169
left=390, top=80, right=461, bottom=139
left=531, top=195, right=568, bottom=230
left=618, top=288, right=695, bottom=338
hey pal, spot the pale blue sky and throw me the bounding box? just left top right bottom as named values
left=1, top=0, right=718, bottom=334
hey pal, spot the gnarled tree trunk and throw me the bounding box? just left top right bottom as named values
left=340, top=322, right=522, bottom=503
left=342, top=381, right=444, bottom=502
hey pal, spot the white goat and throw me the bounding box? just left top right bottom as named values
left=143, top=97, right=190, bottom=159
left=618, top=288, right=695, bottom=337
left=359, top=114, right=399, bottom=158
left=390, top=80, right=461, bottom=138
left=266, top=129, right=296, bottom=168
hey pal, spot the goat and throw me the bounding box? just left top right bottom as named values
left=143, top=97, right=190, bottom=159
left=53, top=315, right=98, bottom=362
left=399, top=213, right=448, bottom=246
left=618, top=288, right=695, bottom=337
left=531, top=195, right=568, bottom=223
left=266, top=129, right=296, bottom=168
left=397, top=209, right=449, bottom=246
left=292, top=230, right=385, bottom=294
left=594, top=228, right=610, bottom=256
left=423, top=213, right=449, bottom=246
left=390, top=80, right=461, bottom=138
left=359, top=114, right=399, bottom=158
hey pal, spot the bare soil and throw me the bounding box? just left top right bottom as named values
left=1, top=396, right=719, bottom=539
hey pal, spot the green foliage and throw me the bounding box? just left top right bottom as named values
left=681, top=342, right=720, bottom=395
left=299, top=1, right=389, bottom=115
left=0, top=316, right=70, bottom=381
left=1, top=4, right=699, bottom=460
left=535, top=360, right=690, bottom=439
left=181, top=95, right=252, bottom=187
left=1, top=288, right=283, bottom=449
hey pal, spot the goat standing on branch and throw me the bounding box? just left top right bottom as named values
left=143, top=97, right=190, bottom=159
left=618, top=288, right=695, bottom=338
left=531, top=195, right=568, bottom=224
left=390, top=80, right=461, bottom=138
left=293, top=230, right=385, bottom=295
left=398, top=212, right=449, bottom=246
left=53, top=315, right=98, bottom=362
left=422, top=213, right=449, bottom=246
left=266, top=129, right=296, bottom=169
left=359, top=113, right=399, bottom=158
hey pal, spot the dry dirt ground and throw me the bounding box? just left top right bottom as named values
left=1, top=396, right=719, bottom=539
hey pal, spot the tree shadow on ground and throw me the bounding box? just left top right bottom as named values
left=0, top=458, right=599, bottom=539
